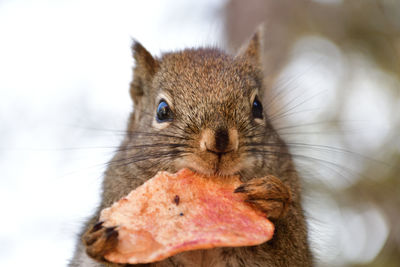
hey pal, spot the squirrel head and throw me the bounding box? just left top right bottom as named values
left=127, top=29, right=283, bottom=177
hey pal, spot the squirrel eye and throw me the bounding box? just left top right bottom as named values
left=156, top=100, right=173, bottom=123
left=252, top=96, right=263, bottom=119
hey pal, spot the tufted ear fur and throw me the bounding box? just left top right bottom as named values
left=236, top=25, right=264, bottom=68
left=236, top=26, right=266, bottom=100
left=130, top=41, right=159, bottom=106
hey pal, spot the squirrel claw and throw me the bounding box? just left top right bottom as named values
left=234, top=185, right=246, bottom=193
left=90, top=221, right=104, bottom=233
left=82, top=221, right=118, bottom=262
left=235, top=175, right=292, bottom=220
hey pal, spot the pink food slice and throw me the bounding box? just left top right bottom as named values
left=100, top=168, right=275, bottom=264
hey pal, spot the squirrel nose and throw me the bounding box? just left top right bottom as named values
left=215, top=127, right=229, bottom=152
left=200, top=128, right=239, bottom=154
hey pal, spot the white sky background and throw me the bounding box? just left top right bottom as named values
left=0, top=1, right=226, bottom=266
left=0, top=0, right=397, bottom=266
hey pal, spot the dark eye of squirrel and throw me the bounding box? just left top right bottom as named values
left=252, top=96, right=263, bottom=119
left=156, top=100, right=173, bottom=123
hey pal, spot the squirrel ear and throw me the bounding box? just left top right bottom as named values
left=236, top=25, right=264, bottom=67
left=130, top=41, right=159, bottom=102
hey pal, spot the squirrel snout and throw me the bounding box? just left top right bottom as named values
left=199, top=128, right=239, bottom=155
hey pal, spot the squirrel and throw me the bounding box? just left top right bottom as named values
left=69, top=29, right=313, bottom=267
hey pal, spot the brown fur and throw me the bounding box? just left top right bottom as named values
left=69, top=30, right=313, bottom=267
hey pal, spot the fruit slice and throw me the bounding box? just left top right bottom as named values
left=99, top=168, right=274, bottom=264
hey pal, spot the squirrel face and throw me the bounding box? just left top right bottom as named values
left=128, top=33, right=282, bottom=177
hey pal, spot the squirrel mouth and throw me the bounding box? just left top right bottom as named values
left=210, top=152, right=235, bottom=175
left=206, top=149, right=235, bottom=156
left=176, top=152, right=242, bottom=177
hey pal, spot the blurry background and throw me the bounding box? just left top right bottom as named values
left=0, top=0, right=398, bottom=266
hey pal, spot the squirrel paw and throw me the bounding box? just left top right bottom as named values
left=234, top=175, right=292, bottom=220
left=82, top=221, right=118, bottom=262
